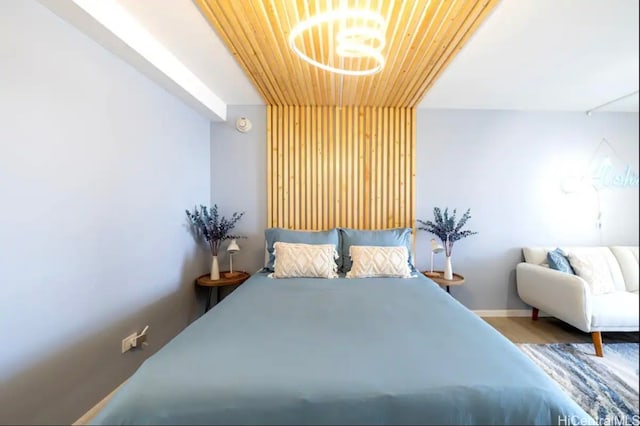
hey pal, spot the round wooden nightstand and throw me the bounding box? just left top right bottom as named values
left=422, top=271, right=465, bottom=293
left=196, top=271, right=250, bottom=312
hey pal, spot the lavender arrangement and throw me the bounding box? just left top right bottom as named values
left=417, top=207, right=478, bottom=256
left=185, top=205, right=245, bottom=256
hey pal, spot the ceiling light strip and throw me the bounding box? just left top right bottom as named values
left=289, top=9, right=387, bottom=77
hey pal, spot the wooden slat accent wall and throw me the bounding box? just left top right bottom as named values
left=267, top=105, right=415, bottom=230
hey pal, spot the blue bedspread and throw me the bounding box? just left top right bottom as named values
left=91, top=273, right=594, bottom=425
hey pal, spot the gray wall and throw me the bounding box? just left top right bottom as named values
left=0, top=1, right=210, bottom=423
left=415, top=109, right=639, bottom=309
left=210, top=105, right=268, bottom=276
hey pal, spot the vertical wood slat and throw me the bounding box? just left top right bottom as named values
left=267, top=106, right=415, bottom=231
left=285, top=106, right=290, bottom=228
left=277, top=106, right=284, bottom=227
left=310, top=106, right=317, bottom=230
left=323, top=106, right=330, bottom=230
left=363, top=106, right=371, bottom=229
left=266, top=105, right=273, bottom=228
left=399, top=107, right=406, bottom=228
left=382, top=107, right=389, bottom=227
left=340, top=107, right=347, bottom=227
left=327, top=108, right=336, bottom=228
left=346, top=107, right=353, bottom=228
left=293, top=106, right=300, bottom=229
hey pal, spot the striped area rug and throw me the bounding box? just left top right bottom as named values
left=519, top=343, right=639, bottom=424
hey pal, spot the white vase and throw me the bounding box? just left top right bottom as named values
left=444, top=256, right=453, bottom=280
left=210, top=255, right=220, bottom=280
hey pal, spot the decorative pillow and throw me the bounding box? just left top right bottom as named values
left=609, top=246, right=639, bottom=292
left=264, top=228, right=340, bottom=271
left=566, top=250, right=617, bottom=295
left=340, top=228, right=413, bottom=273
left=547, top=248, right=575, bottom=274
left=346, top=245, right=413, bottom=278
left=270, top=242, right=338, bottom=279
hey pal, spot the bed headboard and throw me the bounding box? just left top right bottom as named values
left=266, top=105, right=416, bottom=231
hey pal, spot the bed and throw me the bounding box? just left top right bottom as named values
left=91, top=271, right=593, bottom=425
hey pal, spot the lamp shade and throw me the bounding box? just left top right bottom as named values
left=227, top=239, right=240, bottom=254
left=430, top=238, right=444, bottom=254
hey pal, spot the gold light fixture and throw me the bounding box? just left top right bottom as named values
left=288, top=9, right=386, bottom=76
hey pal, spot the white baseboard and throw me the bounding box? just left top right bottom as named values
left=474, top=309, right=549, bottom=317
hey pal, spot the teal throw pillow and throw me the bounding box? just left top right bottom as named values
left=547, top=248, right=575, bottom=274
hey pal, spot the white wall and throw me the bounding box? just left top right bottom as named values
left=210, top=106, right=268, bottom=276
left=0, top=1, right=210, bottom=423
left=415, top=109, right=639, bottom=309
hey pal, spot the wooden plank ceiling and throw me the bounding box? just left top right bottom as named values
left=196, top=0, right=499, bottom=107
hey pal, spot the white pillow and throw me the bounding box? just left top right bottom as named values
left=270, top=242, right=338, bottom=278
left=566, top=249, right=617, bottom=295
left=346, top=245, right=413, bottom=278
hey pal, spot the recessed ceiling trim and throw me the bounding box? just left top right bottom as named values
left=39, top=0, right=227, bottom=121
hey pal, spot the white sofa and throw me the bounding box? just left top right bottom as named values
left=516, top=246, right=639, bottom=357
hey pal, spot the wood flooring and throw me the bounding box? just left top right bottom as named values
left=483, top=316, right=639, bottom=344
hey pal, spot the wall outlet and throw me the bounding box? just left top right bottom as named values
left=121, top=332, right=138, bottom=354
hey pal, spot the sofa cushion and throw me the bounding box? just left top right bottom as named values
left=609, top=246, right=639, bottom=293
left=547, top=248, right=575, bottom=274
left=591, top=292, right=639, bottom=329
left=523, top=247, right=555, bottom=265
left=523, top=246, right=584, bottom=266
left=565, top=248, right=625, bottom=294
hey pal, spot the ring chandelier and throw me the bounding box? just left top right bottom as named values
left=288, top=9, right=387, bottom=76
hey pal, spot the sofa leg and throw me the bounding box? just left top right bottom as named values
left=591, top=332, right=603, bottom=357
left=531, top=307, right=539, bottom=321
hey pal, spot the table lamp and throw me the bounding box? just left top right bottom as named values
left=424, top=238, right=444, bottom=278
left=225, top=239, right=240, bottom=278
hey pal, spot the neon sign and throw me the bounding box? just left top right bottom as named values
left=591, top=159, right=639, bottom=189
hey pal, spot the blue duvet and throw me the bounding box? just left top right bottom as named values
left=91, top=273, right=594, bottom=425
